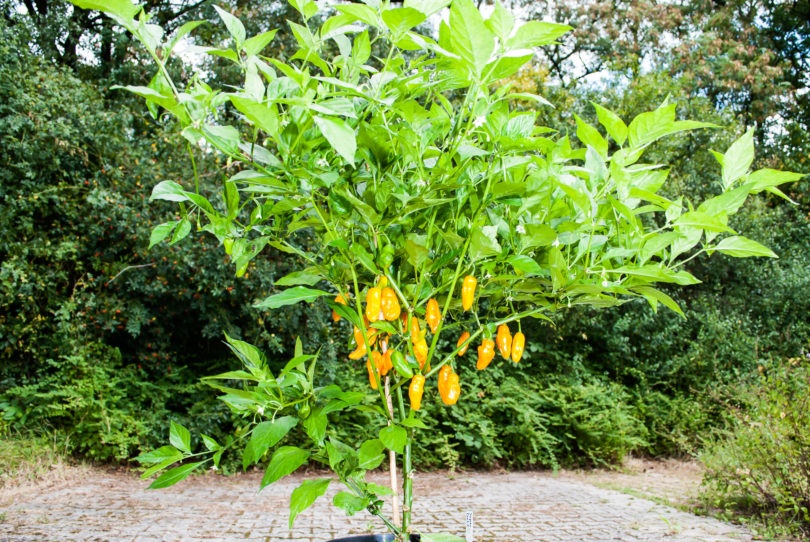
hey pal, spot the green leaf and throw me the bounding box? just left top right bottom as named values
left=275, top=271, right=323, bottom=287
left=507, top=21, right=571, bottom=49
left=254, top=287, right=330, bottom=309
left=399, top=417, right=428, bottom=429
left=592, top=103, right=627, bottom=146
left=628, top=104, right=717, bottom=148
left=712, top=236, right=777, bottom=258
left=202, top=370, right=255, bottom=381
left=485, top=1, right=514, bottom=41
left=244, top=30, right=278, bottom=56
left=747, top=169, right=804, bottom=197
left=170, top=216, right=191, bottom=245
left=289, top=478, right=332, bottom=528
left=366, top=482, right=396, bottom=496
left=357, top=439, right=386, bottom=470
left=675, top=211, right=735, bottom=233
left=149, top=222, right=176, bottom=249
left=335, top=4, right=379, bottom=26
left=470, top=226, right=501, bottom=260
left=148, top=461, right=202, bottom=489
left=202, top=124, right=240, bottom=154
left=507, top=255, right=543, bottom=277
left=166, top=20, right=205, bottom=56
left=314, top=116, right=356, bottom=165
left=697, top=185, right=751, bottom=216
left=223, top=333, right=266, bottom=370
left=351, top=243, right=380, bottom=274
left=352, top=30, right=371, bottom=64
left=229, top=96, right=279, bottom=136
left=70, top=0, right=139, bottom=24
left=575, top=114, right=608, bottom=158
left=611, top=265, right=701, bottom=285
left=333, top=491, right=368, bottom=516
left=521, top=224, right=557, bottom=250
left=721, top=128, right=755, bottom=189
left=303, top=407, right=328, bottom=445
left=261, top=446, right=310, bottom=490
left=242, top=417, right=299, bottom=470
left=381, top=8, right=426, bottom=38
left=135, top=445, right=183, bottom=465
left=278, top=354, right=314, bottom=380
left=378, top=425, right=407, bottom=454
left=151, top=180, right=186, bottom=202
left=448, top=0, right=495, bottom=76
left=201, top=435, right=220, bottom=451
left=631, top=286, right=685, bottom=318
left=169, top=421, right=191, bottom=453
left=213, top=6, right=246, bottom=46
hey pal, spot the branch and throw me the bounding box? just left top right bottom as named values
left=105, top=263, right=157, bottom=286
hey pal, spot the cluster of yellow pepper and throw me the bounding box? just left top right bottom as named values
left=332, top=275, right=525, bottom=411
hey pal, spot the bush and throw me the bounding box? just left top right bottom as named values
left=700, top=358, right=810, bottom=538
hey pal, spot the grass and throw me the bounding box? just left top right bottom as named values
left=0, top=432, right=74, bottom=494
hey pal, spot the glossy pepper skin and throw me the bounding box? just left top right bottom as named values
left=348, top=326, right=367, bottom=359
left=380, top=287, right=401, bottom=321
left=409, top=374, right=425, bottom=411
left=511, top=332, right=525, bottom=363
left=457, top=332, right=471, bottom=356
left=444, top=373, right=460, bottom=405
left=425, top=298, right=441, bottom=333
left=496, top=324, right=513, bottom=359
left=409, top=316, right=421, bottom=343
left=367, top=358, right=380, bottom=389
left=437, top=365, right=452, bottom=399
left=365, top=287, right=382, bottom=322
left=389, top=350, right=413, bottom=378
left=461, top=275, right=477, bottom=311
left=381, top=349, right=393, bottom=376
left=476, top=339, right=495, bottom=370
left=332, top=295, right=347, bottom=322
left=413, top=337, right=429, bottom=370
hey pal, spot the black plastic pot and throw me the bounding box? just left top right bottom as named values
left=327, top=536, right=420, bottom=542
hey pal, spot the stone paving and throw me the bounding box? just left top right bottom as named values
left=0, top=469, right=755, bottom=542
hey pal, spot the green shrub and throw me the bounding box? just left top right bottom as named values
left=700, top=358, right=810, bottom=538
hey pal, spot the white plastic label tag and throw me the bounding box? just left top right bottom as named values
left=465, top=511, right=473, bottom=542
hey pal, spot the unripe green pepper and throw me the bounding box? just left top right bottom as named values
left=389, top=350, right=413, bottom=378
left=379, top=244, right=395, bottom=269
left=299, top=401, right=311, bottom=419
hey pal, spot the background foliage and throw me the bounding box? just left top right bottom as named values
left=0, top=0, right=808, bottom=492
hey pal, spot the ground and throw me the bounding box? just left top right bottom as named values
left=0, top=459, right=760, bottom=542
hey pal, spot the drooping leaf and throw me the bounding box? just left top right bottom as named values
left=254, top=287, right=331, bottom=309
left=260, top=446, right=310, bottom=490
left=314, top=116, right=356, bottom=165
left=712, top=236, right=777, bottom=258
left=289, top=478, right=332, bottom=528
left=148, top=461, right=203, bottom=489
left=242, top=417, right=299, bottom=470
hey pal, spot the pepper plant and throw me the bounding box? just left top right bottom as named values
left=69, top=0, right=803, bottom=539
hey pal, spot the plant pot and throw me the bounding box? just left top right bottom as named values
left=327, top=535, right=420, bottom=542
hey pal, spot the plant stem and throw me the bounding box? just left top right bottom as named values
left=395, top=386, right=412, bottom=540
left=384, top=375, right=400, bottom=528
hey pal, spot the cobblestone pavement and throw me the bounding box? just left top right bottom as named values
left=0, top=469, right=754, bottom=542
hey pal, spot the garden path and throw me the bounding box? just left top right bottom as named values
left=0, top=464, right=754, bottom=542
